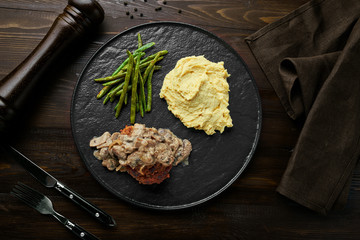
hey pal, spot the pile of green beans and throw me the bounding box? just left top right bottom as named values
left=94, top=33, right=167, bottom=124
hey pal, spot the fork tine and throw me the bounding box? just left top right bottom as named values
left=10, top=190, right=39, bottom=210
left=15, top=182, right=44, bottom=201
left=11, top=183, right=43, bottom=207
left=13, top=185, right=41, bottom=202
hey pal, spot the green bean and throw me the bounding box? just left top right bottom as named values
left=114, top=86, right=132, bottom=110
left=112, top=61, right=128, bottom=77
left=104, top=84, right=121, bottom=104
left=140, top=50, right=168, bottom=64
left=137, top=33, right=143, bottom=48
left=138, top=87, right=144, bottom=117
left=105, top=83, right=126, bottom=104
left=95, top=70, right=126, bottom=82
left=97, top=85, right=112, bottom=99
left=109, top=82, right=125, bottom=102
left=111, top=53, right=137, bottom=76
left=114, top=98, right=120, bottom=110
left=130, top=52, right=141, bottom=124
left=122, top=56, right=163, bottom=71
left=141, top=56, right=164, bottom=68
left=153, top=65, right=162, bottom=71
left=138, top=72, right=146, bottom=111
left=124, top=92, right=128, bottom=105
left=115, top=84, right=132, bottom=97
left=111, top=52, right=145, bottom=77
left=94, top=34, right=167, bottom=121
left=136, top=94, right=140, bottom=113
left=97, top=53, right=146, bottom=83
left=134, top=42, right=155, bottom=55
left=102, top=77, right=124, bottom=86
left=99, top=54, right=138, bottom=81
left=115, top=50, right=134, bottom=118
left=103, top=88, right=113, bottom=104
left=143, top=52, right=161, bottom=83
left=146, top=65, right=155, bottom=112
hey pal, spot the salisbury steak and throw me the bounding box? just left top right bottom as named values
left=90, top=124, right=192, bottom=184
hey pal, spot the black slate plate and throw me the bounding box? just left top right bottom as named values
left=71, top=22, right=261, bottom=210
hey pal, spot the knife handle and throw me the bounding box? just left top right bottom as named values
left=55, top=182, right=116, bottom=227
left=0, top=0, right=104, bottom=134
left=53, top=210, right=100, bottom=240
left=65, top=219, right=100, bottom=240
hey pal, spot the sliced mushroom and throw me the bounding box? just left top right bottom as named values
left=90, top=132, right=111, bottom=147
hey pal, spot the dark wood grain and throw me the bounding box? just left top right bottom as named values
left=1, top=0, right=359, bottom=239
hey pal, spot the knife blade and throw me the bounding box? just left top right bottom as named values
left=7, top=145, right=116, bottom=227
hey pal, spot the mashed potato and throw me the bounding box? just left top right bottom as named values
left=160, top=55, right=232, bottom=135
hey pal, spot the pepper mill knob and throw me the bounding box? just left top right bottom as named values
left=0, top=0, right=104, bottom=134
left=69, top=0, right=104, bottom=25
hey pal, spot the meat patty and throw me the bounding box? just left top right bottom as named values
left=126, top=163, right=173, bottom=184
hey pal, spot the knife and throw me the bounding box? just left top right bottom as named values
left=7, top=145, right=116, bottom=227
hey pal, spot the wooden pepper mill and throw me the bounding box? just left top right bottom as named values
left=0, top=0, right=104, bottom=134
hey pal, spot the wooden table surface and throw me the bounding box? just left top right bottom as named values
left=1, top=0, right=360, bottom=239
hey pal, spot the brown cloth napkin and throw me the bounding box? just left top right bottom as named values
left=245, top=0, right=360, bottom=214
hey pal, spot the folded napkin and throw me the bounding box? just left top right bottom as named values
left=245, top=0, right=360, bottom=214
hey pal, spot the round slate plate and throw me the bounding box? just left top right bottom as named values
left=71, top=22, right=261, bottom=210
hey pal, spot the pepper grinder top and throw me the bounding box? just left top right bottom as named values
left=67, top=0, right=105, bottom=26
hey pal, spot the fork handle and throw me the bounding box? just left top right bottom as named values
left=65, top=219, right=100, bottom=240
left=53, top=211, right=100, bottom=240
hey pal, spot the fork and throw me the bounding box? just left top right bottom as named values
left=11, top=182, right=100, bottom=240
